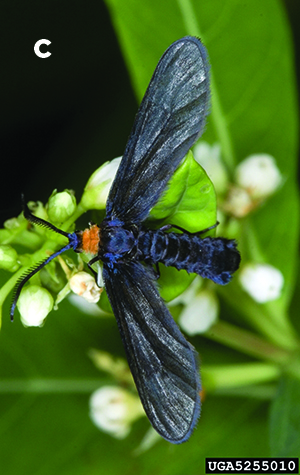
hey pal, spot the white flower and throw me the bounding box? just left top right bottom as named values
left=89, top=386, right=144, bottom=439
left=239, top=263, right=284, bottom=303
left=223, top=186, right=253, bottom=218
left=169, top=276, right=202, bottom=307
left=69, top=271, right=102, bottom=303
left=193, top=141, right=229, bottom=194
left=178, top=289, right=219, bottom=335
left=17, top=285, right=54, bottom=327
left=81, top=157, right=122, bottom=210
left=235, top=154, right=282, bottom=199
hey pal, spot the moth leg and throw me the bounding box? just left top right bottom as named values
left=142, top=259, right=160, bottom=280
left=193, top=222, right=219, bottom=236
left=159, top=222, right=219, bottom=235
left=87, top=255, right=101, bottom=283
left=154, top=262, right=161, bottom=279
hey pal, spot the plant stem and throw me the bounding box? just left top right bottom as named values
left=241, top=220, right=299, bottom=345
left=0, top=378, right=109, bottom=393
left=62, top=203, right=86, bottom=232
left=211, top=384, right=276, bottom=400
left=219, top=284, right=299, bottom=350
left=205, top=321, right=290, bottom=364
left=202, top=362, right=280, bottom=392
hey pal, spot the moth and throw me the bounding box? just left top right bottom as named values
left=11, top=37, right=240, bottom=443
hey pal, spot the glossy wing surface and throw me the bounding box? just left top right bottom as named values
left=106, top=36, right=210, bottom=223
left=103, top=260, right=201, bottom=443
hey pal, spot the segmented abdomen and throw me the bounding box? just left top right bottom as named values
left=138, top=229, right=240, bottom=285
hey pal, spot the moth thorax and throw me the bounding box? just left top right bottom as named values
left=77, top=224, right=101, bottom=255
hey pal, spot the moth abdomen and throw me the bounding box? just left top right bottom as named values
left=139, top=229, right=240, bottom=285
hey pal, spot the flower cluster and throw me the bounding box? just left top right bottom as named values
left=0, top=160, right=121, bottom=327
left=179, top=141, right=285, bottom=338
left=0, top=159, right=125, bottom=327
left=194, top=142, right=282, bottom=218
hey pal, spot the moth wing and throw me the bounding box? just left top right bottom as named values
left=106, top=36, right=210, bottom=223
left=103, top=260, right=201, bottom=443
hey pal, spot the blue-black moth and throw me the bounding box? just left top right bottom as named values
left=11, top=37, right=240, bottom=443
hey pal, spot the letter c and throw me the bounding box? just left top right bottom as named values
left=34, top=39, right=51, bottom=58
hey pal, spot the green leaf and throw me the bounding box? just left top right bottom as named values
left=104, top=0, right=299, bottom=324
left=269, top=375, right=300, bottom=457
left=149, top=151, right=217, bottom=232
left=157, top=266, right=195, bottom=302
left=98, top=288, right=113, bottom=314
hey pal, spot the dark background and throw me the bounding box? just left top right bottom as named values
left=0, top=0, right=299, bottom=225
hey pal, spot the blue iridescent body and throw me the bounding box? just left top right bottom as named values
left=99, top=221, right=239, bottom=285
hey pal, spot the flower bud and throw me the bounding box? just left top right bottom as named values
left=21, top=201, right=50, bottom=239
left=0, top=245, right=19, bottom=272
left=193, top=141, right=229, bottom=194
left=4, top=217, right=23, bottom=230
left=179, top=289, right=219, bottom=335
left=26, top=201, right=49, bottom=221
left=235, top=154, right=282, bottom=199
left=89, top=386, right=144, bottom=439
left=69, top=271, right=102, bottom=303
left=47, top=190, right=76, bottom=223
left=17, top=285, right=54, bottom=327
left=88, top=349, right=132, bottom=384
left=239, top=263, right=284, bottom=303
left=223, top=186, right=253, bottom=218
left=81, top=157, right=122, bottom=210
